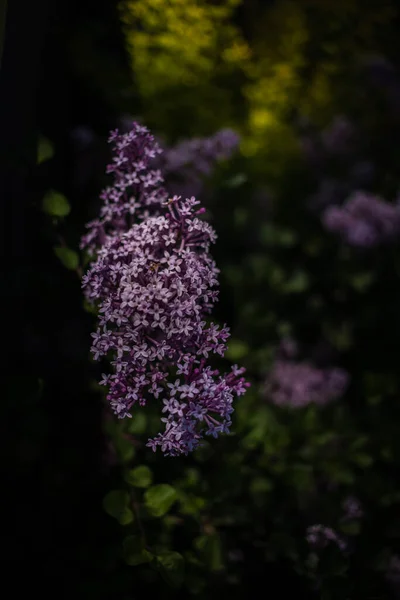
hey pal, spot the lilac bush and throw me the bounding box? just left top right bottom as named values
left=81, top=122, right=248, bottom=456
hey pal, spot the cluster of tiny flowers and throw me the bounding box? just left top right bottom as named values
left=81, top=122, right=248, bottom=455
left=153, top=129, right=240, bottom=199
left=322, top=191, right=400, bottom=248
left=306, top=524, right=347, bottom=553
left=265, top=356, right=349, bottom=408
left=80, top=122, right=168, bottom=255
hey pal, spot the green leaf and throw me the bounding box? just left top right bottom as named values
left=53, top=246, right=79, bottom=270
left=127, top=412, right=147, bottom=434
left=350, top=272, right=374, bottom=292
left=42, top=190, right=70, bottom=217
left=225, top=339, right=248, bottom=361
left=156, top=551, right=184, bottom=587
left=118, top=508, right=135, bottom=526
left=145, top=484, right=178, bottom=517
left=113, top=434, right=135, bottom=463
left=281, top=270, right=310, bottom=294
left=194, top=534, right=223, bottom=572
left=277, top=229, right=297, bottom=247
left=123, top=535, right=153, bottom=566
left=352, top=453, right=373, bottom=468
left=103, top=490, right=131, bottom=522
left=124, top=465, right=153, bottom=488
left=179, top=493, right=206, bottom=516
left=225, top=173, right=247, bottom=188
left=37, top=136, right=54, bottom=164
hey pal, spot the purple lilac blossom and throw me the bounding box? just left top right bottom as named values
left=322, top=191, right=400, bottom=248
left=306, top=524, right=347, bottom=552
left=81, top=123, right=249, bottom=456
left=265, top=357, right=349, bottom=408
left=80, top=123, right=168, bottom=256
left=153, top=129, right=240, bottom=199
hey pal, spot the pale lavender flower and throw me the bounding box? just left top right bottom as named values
left=81, top=122, right=168, bottom=255
left=81, top=123, right=249, bottom=456
left=154, top=128, right=240, bottom=199
left=265, top=357, right=348, bottom=408
left=322, top=191, right=400, bottom=247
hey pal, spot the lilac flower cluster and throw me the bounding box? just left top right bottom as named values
left=264, top=354, right=349, bottom=408
left=81, top=123, right=168, bottom=256
left=82, top=122, right=248, bottom=456
left=153, top=128, right=240, bottom=199
left=322, top=191, right=400, bottom=248
left=306, top=524, right=347, bottom=553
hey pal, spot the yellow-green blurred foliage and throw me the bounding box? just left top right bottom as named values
left=121, top=0, right=251, bottom=138
left=121, top=0, right=396, bottom=177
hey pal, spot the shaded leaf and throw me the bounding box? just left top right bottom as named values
left=42, top=190, right=70, bottom=217
left=145, top=484, right=177, bottom=517
left=103, top=490, right=131, bottom=522
left=125, top=465, right=153, bottom=488
left=156, top=551, right=184, bottom=587
left=123, top=535, right=153, bottom=566
left=53, top=246, right=79, bottom=270
left=37, top=136, right=54, bottom=164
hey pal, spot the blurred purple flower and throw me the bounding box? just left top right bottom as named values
left=154, top=128, right=240, bottom=199
left=306, top=524, right=347, bottom=552
left=265, top=356, right=349, bottom=408
left=322, top=191, right=400, bottom=248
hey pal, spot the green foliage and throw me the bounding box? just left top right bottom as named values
left=103, top=490, right=134, bottom=525
left=42, top=190, right=70, bottom=217
left=123, top=535, right=153, bottom=565
left=144, top=484, right=178, bottom=517
left=225, top=339, right=249, bottom=361
left=194, top=534, right=224, bottom=572
left=37, top=136, right=54, bottom=164
left=124, top=465, right=153, bottom=488
left=53, top=246, right=79, bottom=270
left=155, top=551, right=185, bottom=587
